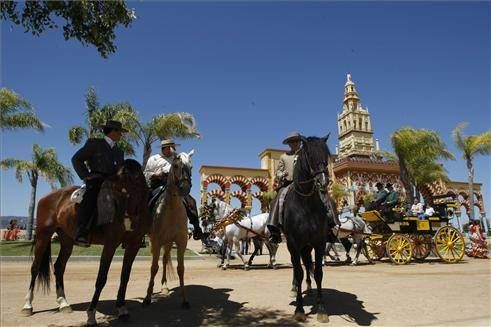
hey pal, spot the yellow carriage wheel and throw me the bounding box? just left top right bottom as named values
left=411, top=234, right=432, bottom=261
left=434, top=226, right=465, bottom=263
left=386, top=234, right=413, bottom=265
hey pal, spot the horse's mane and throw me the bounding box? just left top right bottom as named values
left=123, top=159, right=143, bottom=175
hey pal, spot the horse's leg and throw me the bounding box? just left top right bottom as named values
left=291, top=251, right=306, bottom=322
left=314, top=244, right=329, bottom=323
left=301, top=248, right=312, bottom=295
left=87, top=242, right=117, bottom=326
left=223, top=239, right=232, bottom=270
left=54, top=232, right=73, bottom=313
left=340, top=237, right=352, bottom=263
left=143, top=239, right=161, bottom=305
left=248, top=238, right=260, bottom=267
left=115, top=239, right=139, bottom=319
left=22, top=232, right=53, bottom=316
left=160, top=242, right=172, bottom=295
left=176, top=241, right=189, bottom=309
left=234, top=239, right=249, bottom=270
left=352, top=236, right=363, bottom=265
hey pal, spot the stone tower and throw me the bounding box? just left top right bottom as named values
left=337, top=74, right=376, bottom=158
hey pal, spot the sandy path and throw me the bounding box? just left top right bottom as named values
left=1, top=240, right=490, bottom=326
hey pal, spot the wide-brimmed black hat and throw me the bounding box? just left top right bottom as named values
left=100, top=120, right=128, bottom=133
left=375, top=182, right=384, bottom=188
left=282, top=131, right=301, bottom=145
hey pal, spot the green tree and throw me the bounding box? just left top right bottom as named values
left=0, top=88, right=45, bottom=131
left=330, top=183, right=348, bottom=207
left=379, top=127, right=454, bottom=204
left=452, top=122, right=491, bottom=224
left=1, top=1, right=135, bottom=58
left=68, top=87, right=201, bottom=166
left=133, top=113, right=201, bottom=167
left=1, top=144, right=73, bottom=240
left=68, top=87, right=140, bottom=156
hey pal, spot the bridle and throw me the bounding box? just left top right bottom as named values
left=293, top=145, right=328, bottom=197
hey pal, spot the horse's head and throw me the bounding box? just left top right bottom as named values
left=299, top=134, right=331, bottom=190
left=112, top=159, right=149, bottom=218
left=168, top=150, right=194, bottom=197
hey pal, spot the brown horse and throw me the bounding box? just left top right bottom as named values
left=21, top=159, right=150, bottom=326
left=144, top=150, right=193, bottom=308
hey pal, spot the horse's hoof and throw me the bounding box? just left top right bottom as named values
left=289, top=291, right=297, bottom=298
left=21, top=308, right=33, bottom=316
left=317, top=313, right=329, bottom=323
left=293, top=311, right=307, bottom=322
left=244, top=265, right=250, bottom=271
left=273, top=264, right=279, bottom=270
left=59, top=305, right=73, bottom=313
left=142, top=297, right=151, bottom=306
left=221, top=266, right=227, bottom=270
left=181, top=301, right=190, bottom=310
left=161, top=287, right=170, bottom=296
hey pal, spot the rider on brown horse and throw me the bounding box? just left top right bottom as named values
left=71, top=120, right=127, bottom=247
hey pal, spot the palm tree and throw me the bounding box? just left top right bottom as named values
left=379, top=127, right=454, bottom=204
left=68, top=87, right=139, bottom=156
left=331, top=183, right=348, bottom=208
left=68, top=87, right=201, bottom=165
left=0, top=88, right=45, bottom=131
left=1, top=144, right=73, bottom=240
left=452, top=122, right=491, bottom=225
left=133, top=113, right=201, bottom=167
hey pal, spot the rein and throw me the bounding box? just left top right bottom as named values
left=293, top=148, right=319, bottom=197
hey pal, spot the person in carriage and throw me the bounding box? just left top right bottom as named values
left=144, top=139, right=202, bottom=239
left=71, top=120, right=126, bottom=247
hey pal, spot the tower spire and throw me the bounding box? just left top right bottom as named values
left=337, top=74, right=375, bottom=158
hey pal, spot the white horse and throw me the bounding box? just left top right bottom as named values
left=332, top=215, right=372, bottom=265
left=210, top=199, right=279, bottom=270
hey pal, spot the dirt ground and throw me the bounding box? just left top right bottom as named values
left=1, top=240, right=490, bottom=327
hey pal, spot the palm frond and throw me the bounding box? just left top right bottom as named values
left=68, top=125, right=89, bottom=145
left=0, top=88, right=45, bottom=132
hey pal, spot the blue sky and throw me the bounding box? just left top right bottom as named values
left=1, top=2, right=490, bottom=221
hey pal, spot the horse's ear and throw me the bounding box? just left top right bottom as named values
left=321, top=133, right=330, bottom=142
left=300, top=135, right=308, bottom=145
left=188, top=149, right=195, bottom=157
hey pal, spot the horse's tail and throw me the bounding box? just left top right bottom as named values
left=30, top=235, right=52, bottom=293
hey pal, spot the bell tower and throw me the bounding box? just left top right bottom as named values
left=337, top=74, right=375, bottom=158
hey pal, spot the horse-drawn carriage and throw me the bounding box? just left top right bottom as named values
left=360, top=203, right=465, bottom=265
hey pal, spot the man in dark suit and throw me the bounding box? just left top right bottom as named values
left=71, top=120, right=127, bottom=247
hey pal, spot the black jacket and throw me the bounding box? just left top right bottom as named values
left=71, top=138, right=124, bottom=181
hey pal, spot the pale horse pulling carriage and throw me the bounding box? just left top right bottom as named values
left=201, top=198, right=279, bottom=270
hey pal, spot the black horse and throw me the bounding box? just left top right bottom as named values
left=283, top=135, right=333, bottom=323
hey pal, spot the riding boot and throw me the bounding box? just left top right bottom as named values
left=74, top=179, right=102, bottom=247
left=183, top=195, right=203, bottom=240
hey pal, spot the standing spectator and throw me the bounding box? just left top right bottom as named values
left=466, top=220, right=488, bottom=259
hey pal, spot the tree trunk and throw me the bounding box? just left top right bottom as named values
left=399, top=161, right=414, bottom=205
left=466, top=158, right=475, bottom=223
left=142, top=140, right=152, bottom=168
left=26, top=172, right=38, bottom=241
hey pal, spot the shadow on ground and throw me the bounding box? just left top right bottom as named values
left=69, top=285, right=302, bottom=326
left=289, top=288, right=378, bottom=326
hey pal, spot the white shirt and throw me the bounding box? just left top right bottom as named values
left=144, top=153, right=173, bottom=182
left=411, top=202, right=424, bottom=214
left=104, top=136, right=115, bottom=148
left=425, top=207, right=435, bottom=216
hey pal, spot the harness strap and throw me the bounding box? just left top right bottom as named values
left=233, top=221, right=268, bottom=241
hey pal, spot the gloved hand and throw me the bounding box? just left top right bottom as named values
left=193, top=225, right=203, bottom=240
